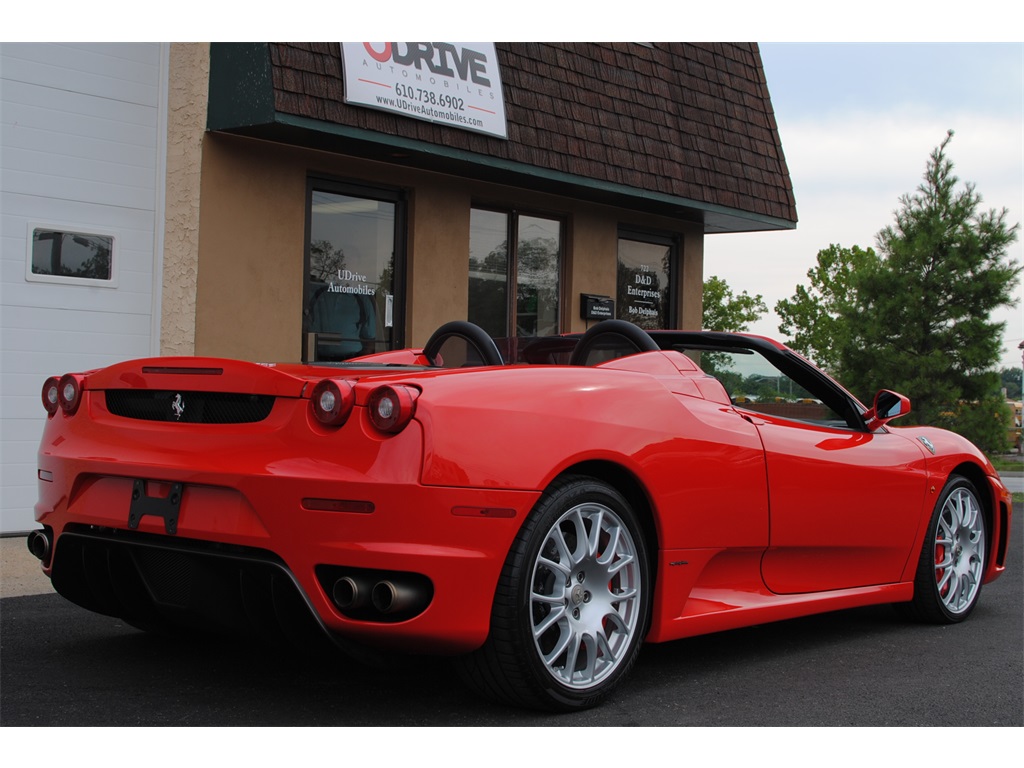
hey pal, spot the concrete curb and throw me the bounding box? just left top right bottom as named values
left=0, top=536, right=54, bottom=598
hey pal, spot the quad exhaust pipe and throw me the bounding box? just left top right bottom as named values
left=27, top=529, right=52, bottom=562
left=371, top=579, right=423, bottom=614
left=331, top=572, right=431, bottom=618
left=332, top=574, right=374, bottom=610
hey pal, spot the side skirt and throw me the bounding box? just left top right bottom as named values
left=646, top=547, right=914, bottom=643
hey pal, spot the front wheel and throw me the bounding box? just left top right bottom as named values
left=458, top=476, right=650, bottom=710
left=905, top=474, right=987, bottom=623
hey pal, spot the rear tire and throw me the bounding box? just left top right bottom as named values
left=904, top=474, right=987, bottom=623
left=458, top=476, right=650, bottom=710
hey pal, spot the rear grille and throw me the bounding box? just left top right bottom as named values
left=105, top=390, right=275, bottom=424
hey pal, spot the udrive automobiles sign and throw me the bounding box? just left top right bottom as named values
left=341, top=43, right=508, bottom=139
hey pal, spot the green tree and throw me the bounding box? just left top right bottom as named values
left=775, top=244, right=879, bottom=374
left=700, top=276, right=768, bottom=388
left=702, top=275, right=767, bottom=332
left=776, top=132, right=1021, bottom=451
left=844, top=132, right=1020, bottom=450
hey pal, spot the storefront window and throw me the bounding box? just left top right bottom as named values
left=469, top=209, right=561, bottom=338
left=468, top=209, right=509, bottom=337
left=304, top=184, right=404, bottom=361
left=616, top=231, right=675, bottom=330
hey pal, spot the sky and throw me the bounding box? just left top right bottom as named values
left=705, top=42, right=1024, bottom=371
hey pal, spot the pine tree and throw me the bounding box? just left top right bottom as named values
left=841, top=131, right=1020, bottom=450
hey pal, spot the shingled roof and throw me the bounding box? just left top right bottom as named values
left=208, top=42, right=797, bottom=233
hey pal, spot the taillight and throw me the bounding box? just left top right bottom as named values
left=42, top=377, right=61, bottom=416
left=310, top=379, right=355, bottom=427
left=57, top=374, right=83, bottom=415
left=367, top=385, right=417, bottom=433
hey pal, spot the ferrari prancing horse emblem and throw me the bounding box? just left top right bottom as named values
left=171, top=393, right=185, bottom=421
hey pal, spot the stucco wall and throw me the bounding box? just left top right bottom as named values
left=195, top=135, right=307, bottom=361
left=161, top=43, right=209, bottom=355
left=192, top=132, right=705, bottom=361
left=680, top=231, right=705, bottom=330
left=406, top=181, right=472, bottom=344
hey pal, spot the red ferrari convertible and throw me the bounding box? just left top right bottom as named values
left=30, top=319, right=1013, bottom=710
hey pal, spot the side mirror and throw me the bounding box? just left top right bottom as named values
left=864, top=389, right=911, bottom=431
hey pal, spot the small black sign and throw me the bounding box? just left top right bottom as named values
left=581, top=294, right=614, bottom=320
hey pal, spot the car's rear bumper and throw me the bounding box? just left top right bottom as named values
left=35, top=406, right=539, bottom=654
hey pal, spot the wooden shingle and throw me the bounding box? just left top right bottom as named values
left=256, top=42, right=796, bottom=228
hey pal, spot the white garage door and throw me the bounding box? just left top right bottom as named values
left=1, top=43, right=168, bottom=533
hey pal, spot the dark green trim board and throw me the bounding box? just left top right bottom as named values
left=268, top=113, right=795, bottom=234
left=208, top=43, right=276, bottom=131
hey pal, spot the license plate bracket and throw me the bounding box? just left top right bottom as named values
left=128, top=479, right=183, bottom=535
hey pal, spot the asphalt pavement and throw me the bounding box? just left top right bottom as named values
left=1, top=513, right=1020, bottom=727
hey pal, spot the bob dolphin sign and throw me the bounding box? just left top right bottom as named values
left=341, top=43, right=508, bottom=139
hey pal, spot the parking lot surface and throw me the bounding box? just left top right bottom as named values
left=2, top=518, right=1020, bottom=727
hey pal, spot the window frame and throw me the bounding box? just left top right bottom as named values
left=469, top=205, right=565, bottom=338
left=615, top=226, right=679, bottom=330
left=302, top=177, right=408, bottom=363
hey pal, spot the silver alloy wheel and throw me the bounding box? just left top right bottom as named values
left=529, top=501, right=642, bottom=689
left=933, top=486, right=986, bottom=615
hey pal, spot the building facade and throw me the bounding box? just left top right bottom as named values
left=1, top=43, right=169, bottom=533
left=0, top=42, right=795, bottom=533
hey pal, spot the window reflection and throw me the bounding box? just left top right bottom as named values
left=468, top=209, right=509, bottom=337
left=469, top=209, right=561, bottom=338
left=305, top=190, right=397, bottom=361
left=516, top=216, right=560, bottom=337
left=31, top=229, right=113, bottom=282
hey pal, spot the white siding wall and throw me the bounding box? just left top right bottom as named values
left=1, top=43, right=168, bottom=533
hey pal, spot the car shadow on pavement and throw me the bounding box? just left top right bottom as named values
left=4, top=590, right=1020, bottom=727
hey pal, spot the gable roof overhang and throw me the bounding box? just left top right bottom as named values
left=207, top=43, right=797, bottom=235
